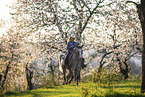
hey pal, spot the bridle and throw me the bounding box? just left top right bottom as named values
left=73, top=47, right=84, bottom=64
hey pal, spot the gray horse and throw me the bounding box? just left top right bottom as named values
left=59, top=45, right=83, bottom=86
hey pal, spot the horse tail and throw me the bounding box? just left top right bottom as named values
left=59, top=54, right=64, bottom=73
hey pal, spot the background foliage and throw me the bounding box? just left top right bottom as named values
left=0, top=0, right=142, bottom=94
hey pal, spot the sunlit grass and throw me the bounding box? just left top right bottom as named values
left=3, top=80, right=145, bottom=97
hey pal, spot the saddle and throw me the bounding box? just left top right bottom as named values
left=68, top=51, right=74, bottom=60
left=65, top=50, right=75, bottom=66
left=64, top=49, right=86, bottom=69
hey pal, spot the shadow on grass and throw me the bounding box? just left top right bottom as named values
left=101, top=85, right=141, bottom=89
left=3, top=90, right=71, bottom=97
left=91, top=92, right=145, bottom=97
left=114, top=85, right=140, bottom=89
left=3, top=91, right=44, bottom=97
left=105, top=92, right=145, bottom=97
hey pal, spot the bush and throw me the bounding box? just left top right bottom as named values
left=37, top=75, right=61, bottom=88
left=92, top=68, right=122, bottom=83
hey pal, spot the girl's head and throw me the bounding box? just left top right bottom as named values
left=70, top=35, right=75, bottom=39
left=70, top=37, right=75, bottom=41
left=67, top=34, right=76, bottom=42
left=70, top=35, right=75, bottom=41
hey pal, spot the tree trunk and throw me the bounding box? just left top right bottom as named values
left=127, top=0, right=145, bottom=92
left=1, top=64, right=10, bottom=88
left=141, top=0, right=145, bottom=93
left=116, top=57, right=130, bottom=80
left=0, top=51, right=14, bottom=92
left=26, top=63, right=33, bottom=90
left=0, top=74, right=2, bottom=83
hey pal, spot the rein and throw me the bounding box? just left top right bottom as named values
left=73, top=47, right=83, bottom=61
left=69, top=47, right=81, bottom=61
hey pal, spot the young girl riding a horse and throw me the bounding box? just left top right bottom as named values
left=65, top=35, right=86, bottom=68
left=65, top=35, right=77, bottom=66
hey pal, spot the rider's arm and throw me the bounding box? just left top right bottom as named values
left=67, top=41, right=75, bottom=50
left=67, top=42, right=72, bottom=50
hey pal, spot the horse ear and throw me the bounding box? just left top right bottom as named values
left=81, top=44, right=84, bottom=48
left=77, top=43, right=84, bottom=48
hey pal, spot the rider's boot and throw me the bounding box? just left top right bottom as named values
left=82, top=57, right=86, bottom=69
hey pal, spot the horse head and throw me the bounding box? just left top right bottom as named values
left=76, top=44, right=84, bottom=59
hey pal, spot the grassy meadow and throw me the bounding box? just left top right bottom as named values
left=2, top=80, right=145, bottom=97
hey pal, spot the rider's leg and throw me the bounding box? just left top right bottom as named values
left=65, top=51, right=70, bottom=66
left=82, top=57, right=86, bottom=69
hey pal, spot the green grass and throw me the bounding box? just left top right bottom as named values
left=2, top=80, right=145, bottom=97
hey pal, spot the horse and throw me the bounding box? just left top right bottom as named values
left=59, top=45, right=83, bottom=86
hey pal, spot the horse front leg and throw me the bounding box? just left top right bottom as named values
left=66, top=72, right=71, bottom=84
left=76, top=72, right=80, bottom=86
left=68, top=69, right=74, bottom=84
left=63, top=67, right=67, bottom=85
left=76, top=70, right=81, bottom=86
left=74, top=70, right=78, bottom=86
